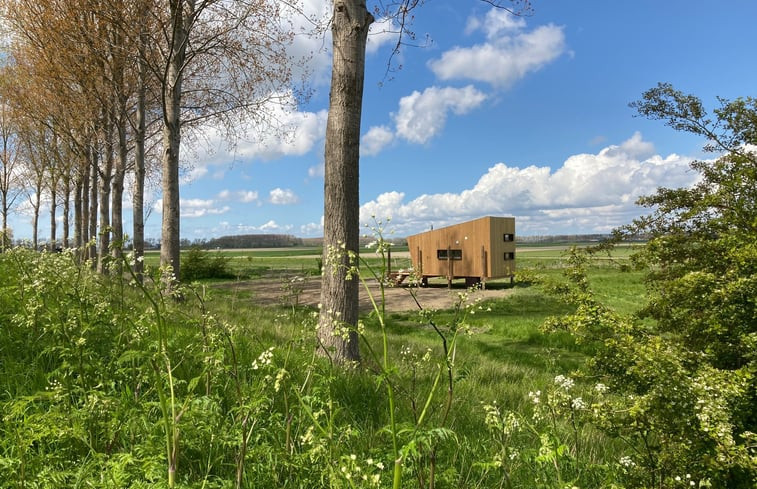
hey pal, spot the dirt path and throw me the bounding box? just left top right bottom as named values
left=215, top=275, right=514, bottom=313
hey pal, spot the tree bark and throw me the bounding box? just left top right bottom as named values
left=160, top=0, right=192, bottom=283
left=49, top=184, right=57, bottom=251
left=133, top=44, right=147, bottom=281
left=111, top=114, right=127, bottom=262
left=62, top=170, right=70, bottom=248
left=318, top=0, right=374, bottom=363
left=97, top=117, right=113, bottom=274
left=88, top=142, right=99, bottom=264
left=74, top=164, right=83, bottom=250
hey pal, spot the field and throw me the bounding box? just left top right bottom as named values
left=0, top=243, right=650, bottom=487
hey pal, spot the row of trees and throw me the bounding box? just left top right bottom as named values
left=1, top=0, right=530, bottom=361
left=0, top=0, right=295, bottom=278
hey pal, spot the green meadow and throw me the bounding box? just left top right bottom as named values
left=0, top=244, right=650, bottom=487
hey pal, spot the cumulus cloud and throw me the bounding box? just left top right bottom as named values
left=428, top=9, right=566, bottom=88
left=269, top=188, right=300, bottom=205
left=394, top=85, right=487, bottom=144
left=208, top=220, right=293, bottom=235
left=367, top=16, right=401, bottom=54
left=359, top=133, right=699, bottom=236
left=361, top=125, right=395, bottom=155
left=152, top=198, right=232, bottom=218
left=308, top=162, right=325, bottom=178
left=179, top=93, right=329, bottom=184
left=217, top=190, right=259, bottom=203
left=281, top=0, right=333, bottom=86
left=465, top=7, right=526, bottom=37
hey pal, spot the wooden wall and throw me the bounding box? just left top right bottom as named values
left=406, top=216, right=515, bottom=280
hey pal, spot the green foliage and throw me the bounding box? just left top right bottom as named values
left=180, top=246, right=233, bottom=281
left=0, top=227, right=11, bottom=250
left=541, top=85, right=757, bottom=488
left=0, top=241, right=649, bottom=488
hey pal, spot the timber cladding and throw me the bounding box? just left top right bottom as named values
left=406, top=216, right=515, bottom=281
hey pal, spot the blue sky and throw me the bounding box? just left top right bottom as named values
left=10, top=0, right=757, bottom=241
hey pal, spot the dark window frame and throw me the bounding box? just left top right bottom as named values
left=437, top=249, right=463, bottom=260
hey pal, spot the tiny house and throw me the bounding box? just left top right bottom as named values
left=406, top=216, right=515, bottom=287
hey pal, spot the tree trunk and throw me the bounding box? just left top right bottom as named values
left=31, top=179, right=41, bottom=250
left=74, top=165, right=83, bottom=250
left=160, top=0, right=191, bottom=284
left=89, top=143, right=99, bottom=265
left=97, top=118, right=114, bottom=274
left=49, top=185, right=57, bottom=251
left=62, top=171, right=70, bottom=248
left=132, top=20, right=148, bottom=282
left=318, top=0, right=373, bottom=364
left=111, top=114, right=127, bottom=263
left=1, top=185, right=7, bottom=250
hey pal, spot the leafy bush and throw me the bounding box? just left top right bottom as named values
left=181, top=246, right=233, bottom=281
left=542, top=85, right=757, bottom=488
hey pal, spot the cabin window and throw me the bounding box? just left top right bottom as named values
left=504, top=251, right=515, bottom=260
left=503, top=233, right=514, bottom=242
left=437, top=249, right=462, bottom=260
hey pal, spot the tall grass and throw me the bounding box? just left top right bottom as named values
left=0, top=245, right=645, bottom=487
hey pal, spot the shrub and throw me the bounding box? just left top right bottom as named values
left=181, top=246, right=233, bottom=281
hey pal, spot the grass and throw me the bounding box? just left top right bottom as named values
left=0, top=244, right=644, bottom=487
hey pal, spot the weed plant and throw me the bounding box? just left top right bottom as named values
left=0, top=241, right=646, bottom=488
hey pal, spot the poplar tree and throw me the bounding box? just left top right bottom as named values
left=319, top=0, right=532, bottom=363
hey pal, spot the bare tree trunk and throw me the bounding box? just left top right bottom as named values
left=318, top=0, right=374, bottom=364
left=89, top=144, right=99, bottom=265
left=49, top=185, right=57, bottom=251
left=48, top=132, right=59, bottom=251
left=1, top=187, right=8, bottom=250
left=30, top=170, right=42, bottom=250
left=31, top=192, right=39, bottom=250
left=62, top=171, right=70, bottom=248
left=133, top=43, right=147, bottom=281
left=160, top=0, right=192, bottom=284
left=74, top=166, right=83, bottom=250
left=97, top=117, right=114, bottom=274
left=111, top=115, right=127, bottom=263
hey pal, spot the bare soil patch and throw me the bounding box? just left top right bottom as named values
left=214, top=275, right=514, bottom=313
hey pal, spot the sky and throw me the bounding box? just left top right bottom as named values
left=8, top=0, right=757, bottom=241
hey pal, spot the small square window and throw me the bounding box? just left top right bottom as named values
left=503, top=233, right=514, bottom=242
left=437, top=249, right=462, bottom=260
left=504, top=251, right=515, bottom=260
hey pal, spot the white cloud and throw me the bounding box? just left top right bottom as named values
left=231, top=102, right=329, bottom=162
left=282, top=0, right=333, bottom=86
left=152, top=198, right=230, bottom=218
left=429, top=9, right=566, bottom=88
left=217, top=190, right=259, bottom=203
left=300, top=221, right=323, bottom=236
left=269, top=187, right=300, bottom=205
left=181, top=165, right=208, bottom=184
left=239, top=190, right=259, bottom=203
left=360, top=133, right=699, bottom=236
left=152, top=198, right=231, bottom=218
left=394, top=85, right=487, bottom=144
left=308, top=162, right=325, bottom=178
left=259, top=220, right=291, bottom=232
left=465, top=8, right=526, bottom=38
left=361, top=125, right=395, bottom=156
left=367, top=16, right=400, bottom=54
left=179, top=93, right=329, bottom=184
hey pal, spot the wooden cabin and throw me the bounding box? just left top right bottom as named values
left=406, top=216, right=515, bottom=287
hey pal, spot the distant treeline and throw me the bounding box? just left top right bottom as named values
left=12, top=233, right=644, bottom=251
left=202, top=234, right=304, bottom=249
left=516, top=233, right=646, bottom=244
